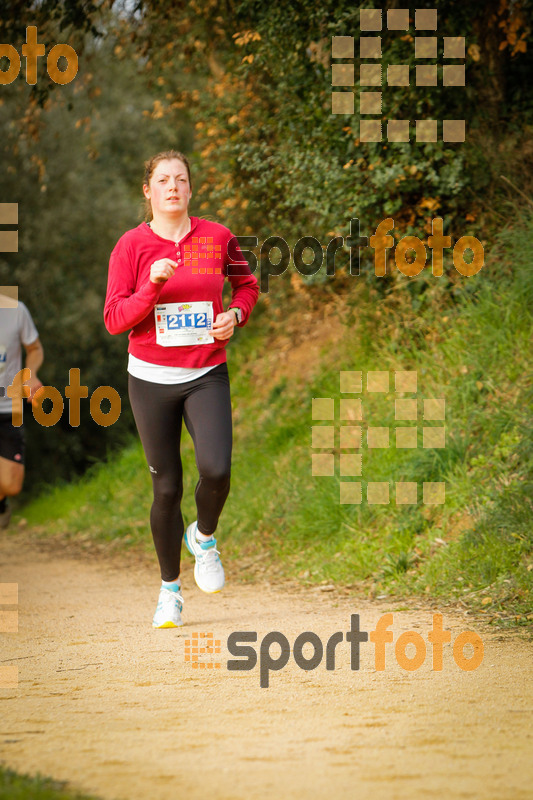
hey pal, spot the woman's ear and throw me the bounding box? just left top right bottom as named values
left=142, top=183, right=151, bottom=200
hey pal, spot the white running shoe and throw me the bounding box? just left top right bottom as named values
left=184, top=521, right=225, bottom=593
left=152, top=586, right=184, bottom=628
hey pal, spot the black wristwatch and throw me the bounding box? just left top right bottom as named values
left=229, top=307, right=243, bottom=324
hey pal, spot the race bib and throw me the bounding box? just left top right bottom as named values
left=154, top=302, right=214, bottom=347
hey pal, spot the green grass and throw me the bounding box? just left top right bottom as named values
left=15, top=211, right=533, bottom=628
left=0, top=767, right=103, bottom=800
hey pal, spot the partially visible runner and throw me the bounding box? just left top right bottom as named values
left=0, top=294, right=44, bottom=528
left=104, top=150, right=259, bottom=628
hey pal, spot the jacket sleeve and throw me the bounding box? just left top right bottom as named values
left=104, top=237, right=163, bottom=335
left=224, top=233, right=260, bottom=326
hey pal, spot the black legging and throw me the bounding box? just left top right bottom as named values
left=128, top=362, right=232, bottom=581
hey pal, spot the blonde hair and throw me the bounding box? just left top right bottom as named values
left=143, top=150, right=192, bottom=221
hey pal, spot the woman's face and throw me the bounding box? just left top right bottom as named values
left=143, top=158, right=192, bottom=217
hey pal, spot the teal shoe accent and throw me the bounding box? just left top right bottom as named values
left=199, top=538, right=217, bottom=551
left=162, top=582, right=182, bottom=593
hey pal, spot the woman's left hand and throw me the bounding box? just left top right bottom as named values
left=211, top=311, right=237, bottom=341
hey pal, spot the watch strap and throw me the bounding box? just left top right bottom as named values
left=229, top=307, right=243, bottom=324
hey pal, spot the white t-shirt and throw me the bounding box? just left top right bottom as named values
left=127, top=353, right=216, bottom=384
left=0, top=301, right=39, bottom=414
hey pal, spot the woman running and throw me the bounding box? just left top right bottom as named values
left=104, top=150, right=259, bottom=628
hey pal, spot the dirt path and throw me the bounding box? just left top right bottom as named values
left=0, top=535, right=532, bottom=800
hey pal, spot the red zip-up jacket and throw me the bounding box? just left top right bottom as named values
left=104, top=217, right=259, bottom=368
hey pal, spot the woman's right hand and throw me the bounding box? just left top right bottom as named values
left=150, top=258, right=178, bottom=284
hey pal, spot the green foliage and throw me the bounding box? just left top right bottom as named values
left=129, top=0, right=533, bottom=249
left=0, top=766, right=101, bottom=800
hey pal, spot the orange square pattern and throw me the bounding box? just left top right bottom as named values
left=185, top=632, right=221, bottom=668
left=317, top=370, right=447, bottom=506
left=185, top=239, right=223, bottom=277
